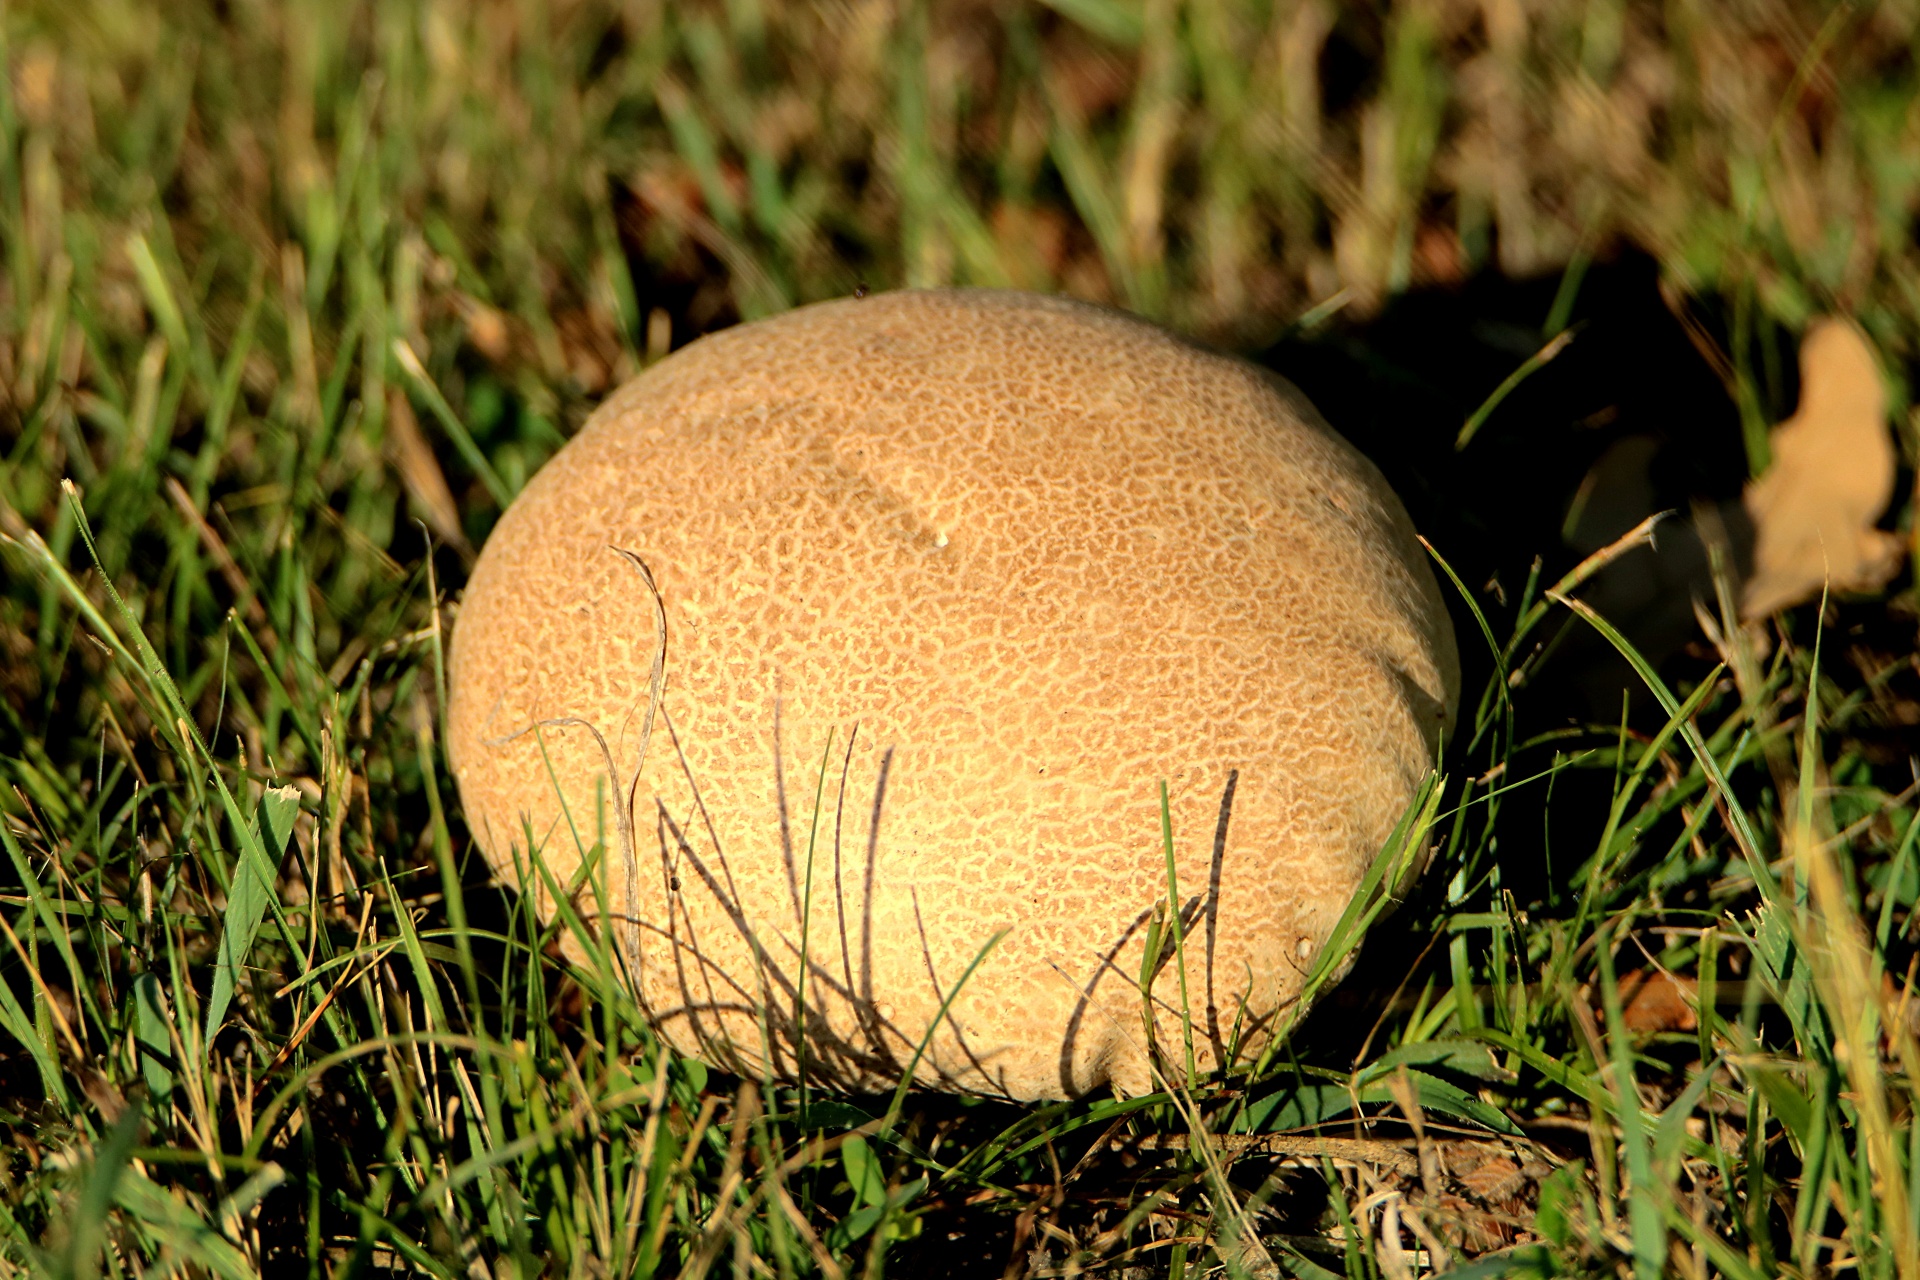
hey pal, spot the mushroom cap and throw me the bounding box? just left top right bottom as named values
left=447, top=289, right=1459, bottom=1101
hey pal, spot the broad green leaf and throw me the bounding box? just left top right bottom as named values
left=1240, top=1082, right=1356, bottom=1135
left=842, top=1135, right=886, bottom=1209
left=131, top=972, right=174, bottom=1100
left=114, top=1165, right=260, bottom=1280
left=1434, top=1243, right=1556, bottom=1279
left=831, top=1203, right=887, bottom=1252
left=1363, top=1067, right=1525, bottom=1137
left=1532, top=1163, right=1584, bottom=1247
left=258, top=783, right=300, bottom=860
left=1744, top=906, right=1823, bottom=1055
left=204, top=784, right=301, bottom=1041
left=1362, top=1038, right=1514, bottom=1084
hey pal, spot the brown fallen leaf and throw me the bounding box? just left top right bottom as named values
left=386, top=389, right=471, bottom=555
left=1454, top=1152, right=1525, bottom=1203
left=1615, top=968, right=1699, bottom=1035
left=1741, top=318, right=1904, bottom=619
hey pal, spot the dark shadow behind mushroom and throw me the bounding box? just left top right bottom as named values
left=1254, top=251, right=1780, bottom=929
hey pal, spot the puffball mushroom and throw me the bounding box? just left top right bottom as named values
left=447, top=289, right=1458, bottom=1101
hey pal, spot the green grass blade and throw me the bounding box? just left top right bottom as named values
left=1548, top=591, right=1774, bottom=901
left=392, top=338, right=514, bottom=508
left=1455, top=327, right=1576, bottom=450
left=205, top=784, right=301, bottom=1040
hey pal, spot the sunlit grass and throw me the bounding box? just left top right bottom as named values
left=2, top=1, right=1919, bottom=1276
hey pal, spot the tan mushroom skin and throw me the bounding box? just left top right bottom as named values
left=448, top=289, right=1459, bottom=1101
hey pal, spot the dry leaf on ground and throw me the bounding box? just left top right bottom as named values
left=1616, top=968, right=1700, bottom=1035
left=1741, top=318, right=1904, bottom=618
left=385, top=389, right=471, bottom=554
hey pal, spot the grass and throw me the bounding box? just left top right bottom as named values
left=2, top=0, right=1919, bottom=1275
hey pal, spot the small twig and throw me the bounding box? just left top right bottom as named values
left=265, top=896, right=382, bottom=1073
left=1134, top=1133, right=1420, bottom=1176
left=0, top=906, right=86, bottom=1061
left=1387, top=1067, right=1442, bottom=1198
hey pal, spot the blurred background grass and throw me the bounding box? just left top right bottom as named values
left=10, top=0, right=1918, bottom=576
left=11, top=0, right=1920, bottom=425
left=5, top=1, right=1920, bottom=1277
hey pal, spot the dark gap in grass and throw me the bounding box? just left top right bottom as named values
left=608, top=170, right=744, bottom=341
left=1265, top=248, right=1763, bottom=720
left=1318, top=13, right=1382, bottom=120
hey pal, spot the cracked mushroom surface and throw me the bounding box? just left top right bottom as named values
left=447, top=288, right=1459, bottom=1101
